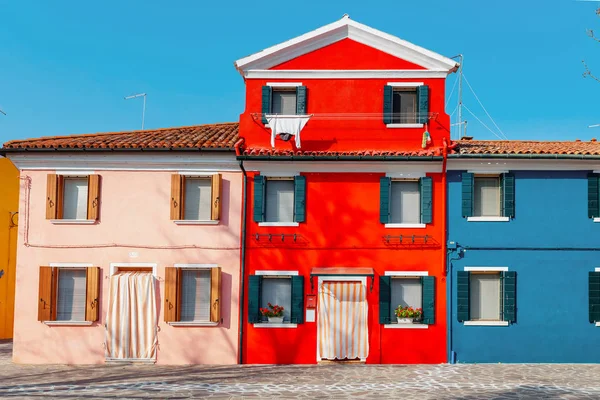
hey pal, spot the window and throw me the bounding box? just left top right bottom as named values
left=272, top=89, right=297, bottom=115
left=164, top=266, right=221, bottom=324
left=473, top=176, right=501, bottom=217
left=266, top=179, right=294, bottom=223
left=261, top=85, right=307, bottom=123
left=261, top=277, right=292, bottom=322
left=462, top=172, right=515, bottom=220
left=170, top=174, right=222, bottom=222
left=391, top=89, right=417, bottom=124
left=380, top=177, right=432, bottom=225
left=390, top=278, right=422, bottom=322
left=390, top=181, right=420, bottom=224
left=469, top=273, right=501, bottom=321
left=37, top=266, right=100, bottom=323
left=253, top=175, right=306, bottom=224
left=247, top=273, right=305, bottom=324
left=46, top=174, right=101, bottom=221
left=383, top=85, right=428, bottom=126
left=379, top=275, right=435, bottom=325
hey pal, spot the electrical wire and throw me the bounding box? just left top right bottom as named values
left=463, top=75, right=508, bottom=139
left=445, top=75, right=458, bottom=110
left=463, top=105, right=505, bottom=140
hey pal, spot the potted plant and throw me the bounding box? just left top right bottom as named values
left=260, top=303, right=285, bottom=323
left=394, top=305, right=423, bottom=324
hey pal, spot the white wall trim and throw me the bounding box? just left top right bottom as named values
left=50, top=219, right=96, bottom=225
left=384, top=223, right=426, bottom=229
left=44, top=321, right=94, bottom=326
left=384, top=324, right=429, bottom=329
left=49, top=263, right=93, bottom=268
left=168, top=321, right=219, bottom=327
left=255, top=270, right=299, bottom=276
left=110, top=263, right=158, bottom=277
left=464, top=266, right=509, bottom=272
left=595, top=267, right=600, bottom=272
left=467, top=170, right=508, bottom=174
left=57, top=170, right=95, bottom=175
left=467, top=217, right=510, bottom=222
left=173, top=220, right=219, bottom=225
left=258, top=222, right=299, bottom=227
left=178, top=171, right=217, bottom=176
left=267, top=82, right=303, bottom=87
left=449, top=159, right=600, bottom=171
left=386, top=123, right=424, bottom=129
left=254, top=323, right=298, bottom=328
left=245, top=70, right=449, bottom=79
left=174, top=264, right=219, bottom=269
left=464, top=321, right=509, bottom=326
left=386, top=82, right=424, bottom=87
left=386, top=171, right=425, bottom=179
left=246, top=161, right=442, bottom=174
left=385, top=271, right=429, bottom=276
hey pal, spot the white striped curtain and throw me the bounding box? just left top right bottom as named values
left=105, top=272, right=157, bottom=361
left=318, top=282, right=369, bottom=361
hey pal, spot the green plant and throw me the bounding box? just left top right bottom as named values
left=260, top=303, right=284, bottom=318
left=395, top=305, right=423, bottom=320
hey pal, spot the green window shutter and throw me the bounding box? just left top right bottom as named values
left=261, top=86, right=272, bottom=124
left=589, top=271, right=600, bottom=323
left=588, top=173, right=600, bottom=219
left=502, top=173, right=515, bottom=218
left=253, top=175, right=266, bottom=222
left=421, top=276, right=435, bottom=325
left=290, top=275, right=305, bottom=324
left=248, top=275, right=263, bottom=323
left=502, top=271, right=516, bottom=323
left=379, top=276, right=392, bottom=324
left=296, top=86, right=307, bottom=114
left=461, top=172, right=474, bottom=218
left=380, top=177, right=391, bottom=224
left=420, top=176, right=433, bottom=224
left=417, top=85, right=429, bottom=124
left=457, top=271, right=470, bottom=322
left=383, top=85, right=393, bottom=124
left=294, top=175, right=306, bottom=223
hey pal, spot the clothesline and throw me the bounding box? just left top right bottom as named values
left=252, top=112, right=439, bottom=120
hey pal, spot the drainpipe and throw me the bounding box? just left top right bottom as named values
left=235, top=138, right=248, bottom=365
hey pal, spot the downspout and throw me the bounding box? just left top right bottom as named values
left=235, top=138, right=247, bottom=365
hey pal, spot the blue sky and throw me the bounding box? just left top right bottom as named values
left=0, top=0, right=599, bottom=142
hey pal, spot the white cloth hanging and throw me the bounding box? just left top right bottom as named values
left=265, top=115, right=311, bottom=148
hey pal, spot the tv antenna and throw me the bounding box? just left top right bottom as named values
left=0, top=108, right=6, bottom=116
left=124, top=93, right=147, bottom=130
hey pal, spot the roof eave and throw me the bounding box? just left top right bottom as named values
left=449, top=153, right=600, bottom=160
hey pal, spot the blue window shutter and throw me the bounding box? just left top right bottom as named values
left=417, top=85, right=429, bottom=124
left=502, top=271, right=516, bottom=323
left=290, top=275, right=304, bottom=324
left=380, top=177, right=391, bottom=224
left=421, top=276, right=435, bottom=325
left=502, top=173, right=515, bottom=218
left=588, top=173, right=600, bottom=218
left=248, top=275, right=263, bottom=323
left=589, top=271, right=600, bottom=323
left=253, top=175, right=266, bottom=222
left=261, top=86, right=272, bottom=124
left=383, top=85, right=393, bottom=124
left=420, top=176, right=433, bottom=224
left=379, top=276, right=392, bottom=324
left=461, top=172, right=474, bottom=218
left=457, top=271, right=470, bottom=322
left=294, top=175, right=306, bottom=223
left=296, top=86, right=307, bottom=114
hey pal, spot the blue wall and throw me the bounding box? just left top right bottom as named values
left=448, top=170, right=600, bottom=363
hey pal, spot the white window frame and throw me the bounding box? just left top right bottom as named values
left=463, top=266, right=509, bottom=327
left=168, top=263, right=219, bottom=327
left=109, top=263, right=158, bottom=277
left=385, top=176, right=425, bottom=228
left=384, top=271, right=429, bottom=329
left=258, top=175, right=299, bottom=227
left=467, top=173, right=509, bottom=222
left=386, top=82, right=424, bottom=129
left=44, top=262, right=94, bottom=326
left=254, top=270, right=298, bottom=328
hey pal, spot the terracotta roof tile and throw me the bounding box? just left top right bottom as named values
left=3, top=122, right=239, bottom=151
left=453, top=139, right=600, bottom=156
left=242, top=148, right=443, bottom=157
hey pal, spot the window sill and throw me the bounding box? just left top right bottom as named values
left=596, top=322, right=600, bottom=327
left=43, top=321, right=93, bottom=326
left=384, top=223, right=426, bottom=229
left=594, top=218, right=600, bottom=223
left=258, top=222, right=299, bottom=227
left=253, top=323, right=298, bottom=328
left=386, top=123, right=424, bottom=129
left=173, top=220, right=219, bottom=225
left=50, top=219, right=96, bottom=225
left=384, top=324, right=428, bottom=329
left=168, top=321, right=219, bottom=327
left=463, top=321, right=509, bottom=326
left=467, top=217, right=510, bottom=222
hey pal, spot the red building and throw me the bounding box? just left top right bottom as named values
left=235, top=15, right=458, bottom=364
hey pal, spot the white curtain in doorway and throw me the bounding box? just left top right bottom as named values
left=105, top=272, right=157, bottom=361
left=318, top=281, right=368, bottom=361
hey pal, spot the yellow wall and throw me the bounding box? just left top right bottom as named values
left=0, top=158, right=18, bottom=339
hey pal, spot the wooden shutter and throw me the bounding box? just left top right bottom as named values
left=170, top=174, right=184, bottom=220
left=383, top=85, right=393, bottom=124
left=38, top=266, right=55, bottom=321
left=420, top=177, right=433, bottom=224
left=46, top=174, right=59, bottom=219
left=421, top=276, right=435, bottom=325
left=211, top=174, right=222, bottom=221
left=253, top=175, right=266, bottom=223
left=248, top=275, right=262, bottom=323
left=296, top=86, right=307, bottom=114
left=589, top=271, right=600, bottom=323
left=261, top=86, right=272, bottom=124
left=502, top=271, right=517, bottom=323
left=380, top=177, right=391, bottom=224
left=85, top=267, right=100, bottom=321
left=417, top=85, right=429, bottom=124
left=502, top=173, right=515, bottom=218
left=293, top=175, right=306, bottom=223
left=87, top=175, right=101, bottom=221
left=379, top=276, right=392, bottom=324
left=164, top=267, right=179, bottom=322
left=290, top=275, right=304, bottom=324
left=461, top=172, right=474, bottom=218
left=456, top=271, right=470, bottom=322
left=588, top=173, right=600, bottom=219
left=210, top=267, right=221, bottom=323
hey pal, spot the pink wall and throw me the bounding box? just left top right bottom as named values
left=12, top=169, right=242, bottom=365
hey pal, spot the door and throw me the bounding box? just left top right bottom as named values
left=105, top=272, right=157, bottom=361
left=317, top=281, right=369, bottom=361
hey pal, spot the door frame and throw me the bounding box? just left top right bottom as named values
left=109, top=262, right=158, bottom=277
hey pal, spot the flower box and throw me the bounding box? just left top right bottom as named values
left=267, top=317, right=284, bottom=323
left=397, top=318, right=415, bottom=324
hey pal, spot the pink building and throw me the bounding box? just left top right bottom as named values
left=2, top=123, right=242, bottom=365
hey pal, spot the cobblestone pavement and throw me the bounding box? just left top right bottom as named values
left=1, top=341, right=600, bottom=399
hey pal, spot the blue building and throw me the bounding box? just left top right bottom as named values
left=447, top=139, right=600, bottom=363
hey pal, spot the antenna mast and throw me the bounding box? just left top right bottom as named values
left=124, top=93, right=147, bottom=130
